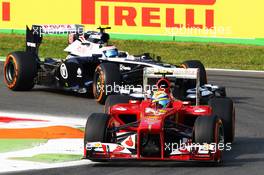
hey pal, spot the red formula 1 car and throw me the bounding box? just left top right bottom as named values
left=83, top=68, right=235, bottom=164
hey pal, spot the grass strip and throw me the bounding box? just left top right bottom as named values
left=0, top=139, right=47, bottom=153
left=0, top=34, right=263, bottom=70
left=11, top=153, right=82, bottom=163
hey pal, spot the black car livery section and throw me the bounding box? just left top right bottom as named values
left=4, top=25, right=225, bottom=104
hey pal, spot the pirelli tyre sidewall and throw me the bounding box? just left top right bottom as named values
left=194, top=115, right=224, bottom=164
left=4, top=51, right=37, bottom=91
left=84, top=113, right=110, bottom=161
left=93, top=63, right=121, bottom=104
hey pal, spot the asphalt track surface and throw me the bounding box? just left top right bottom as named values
left=0, top=62, right=264, bottom=175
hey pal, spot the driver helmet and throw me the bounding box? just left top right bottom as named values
left=152, top=91, right=170, bottom=108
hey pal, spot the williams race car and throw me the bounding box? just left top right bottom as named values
left=84, top=67, right=235, bottom=163
left=4, top=24, right=210, bottom=104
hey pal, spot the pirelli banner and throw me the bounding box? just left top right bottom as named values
left=0, top=0, right=264, bottom=45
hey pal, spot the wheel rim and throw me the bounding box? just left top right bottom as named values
left=216, top=122, right=224, bottom=163
left=94, top=70, right=104, bottom=100
left=218, top=124, right=225, bottom=144
left=232, top=108, right=235, bottom=142
left=5, top=59, right=16, bottom=84
left=96, top=74, right=101, bottom=95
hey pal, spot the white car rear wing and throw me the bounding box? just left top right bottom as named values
left=143, top=67, right=200, bottom=105
left=26, top=24, right=84, bottom=56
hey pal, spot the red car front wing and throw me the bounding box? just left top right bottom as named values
left=84, top=141, right=221, bottom=162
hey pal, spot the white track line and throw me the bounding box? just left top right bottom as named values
left=0, top=111, right=86, bottom=125
left=0, top=139, right=94, bottom=173
left=206, top=68, right=264, bottom=73
left=0, top=111, right=92, bottom=173
left=0, top=159, right=93, bottom=173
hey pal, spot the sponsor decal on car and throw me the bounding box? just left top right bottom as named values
left=115, top=107, right=127, bottom=111
left=60, top=63, right=68, bottom=79
left=121, top=134, right=136, bottom=149
left=77, top=68, right=82, bottom=78
left=194, top=108, right=206, bottom=113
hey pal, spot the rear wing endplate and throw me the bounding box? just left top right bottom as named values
left=26, top=24, right=84, bottom=56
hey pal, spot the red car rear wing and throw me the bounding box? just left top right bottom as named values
left=143, top=67, right=200, bottom=105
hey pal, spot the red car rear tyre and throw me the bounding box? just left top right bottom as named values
left=209, top=97, right=235, bottom=143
